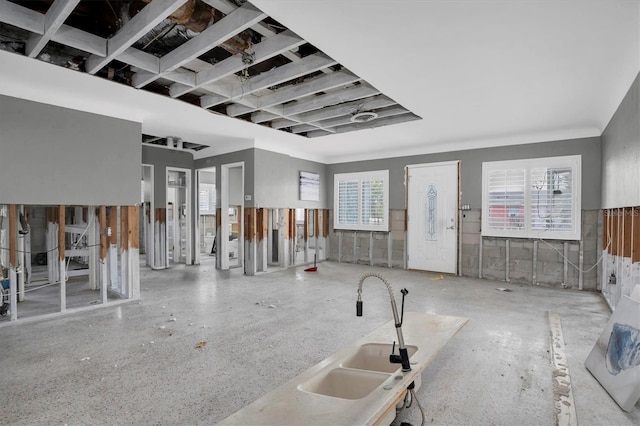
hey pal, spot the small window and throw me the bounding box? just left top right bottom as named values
left=334, top=170, right=389, bottom=231
left=482, top=155, right=581, bottom=240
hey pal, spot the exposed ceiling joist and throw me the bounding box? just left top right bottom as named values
left=26, top=0, right=81, bottom=58
left=132, top=2, right=267, bottom=88
left=226, top=69, right=360, bottom=117
left=306, top=114, right=420, bottom=138
left=85, top=0, right=189, bottom=74
left=292, top=105, right=409, bottom=134
left=0, top=0, right=419, bottom=139
left=170, top=29, right=304, bottom=98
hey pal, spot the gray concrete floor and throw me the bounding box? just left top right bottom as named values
left=1, top=259, right=638, bottom=425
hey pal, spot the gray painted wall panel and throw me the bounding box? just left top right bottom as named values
left=142, top=145, right=194, bottom=206
left=253, top=149, right=328, bottom=208
left=327, top=137, right=602, bottom=210
left=601, top=71, right=640, bottom=208
left=195, top=149, right=254, bottom=207
left=0, top=95, right=141, bottom=205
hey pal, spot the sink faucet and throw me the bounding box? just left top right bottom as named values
left=356, top=272, right=411, bottom=372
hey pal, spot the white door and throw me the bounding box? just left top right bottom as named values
left=407, top=161, right=459, bottom=273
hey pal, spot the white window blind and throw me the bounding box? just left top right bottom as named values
left=482, top=155, right=581, bottom=240
left=334, top=170, right=389, bottom=231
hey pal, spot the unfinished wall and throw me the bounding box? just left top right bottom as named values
left=460, top=209, right=599, bottom=289
left=142, top=145, right=194, bottom=207
left=601, top=71, right=640, bottom=208
left=327, top=137, right=602, bottom=285
left=0, top=95, right=142, bottom=205
left=599, top=71, right=640, bottom=308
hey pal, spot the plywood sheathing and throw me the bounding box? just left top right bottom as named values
left=603, top=207, right=640, bottom=263
left=323, top=209, right=329, bottom=238
left=245, top=208, right=255, bottom=242
left=108, top=207, right=118, bottom=246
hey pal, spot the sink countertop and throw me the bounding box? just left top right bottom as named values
left=217, top=312, right=469, bottom=426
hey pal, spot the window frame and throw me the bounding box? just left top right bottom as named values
left=333, top=170, right=389, bottom=232
left=481, top=155, right=581, bottom=240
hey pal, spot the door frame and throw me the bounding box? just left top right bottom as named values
left=406, top=160, right=460, bottom=273
left=141, top=164, right=155, bottom=268
left=220, top=162, right=244, bottom=270
left=165, top=166, right=192, bottom=265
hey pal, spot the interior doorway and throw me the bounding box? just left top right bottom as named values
left=407, top=161, right=459, bottom=274
left=197, top=168, right=216, bottom=262
left=166, top=168, right=191, bottom=265
left=220, top=162, right=244, bottom=270
left=141, top=164, right=154, bottom=268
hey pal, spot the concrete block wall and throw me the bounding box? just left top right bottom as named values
left=462, top=209, right=599, bottom=289
left=328, top=209, right=406, bottom=268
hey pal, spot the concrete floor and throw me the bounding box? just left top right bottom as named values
left=0, top=259, right=638, bottom=425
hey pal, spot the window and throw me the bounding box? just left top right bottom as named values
left=334, top=170, right=389, bottom=231
left=482, top=155, right=581, bottom=240
left=199, top=183, right=216, bottom=214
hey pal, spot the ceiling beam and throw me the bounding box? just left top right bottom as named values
left=52, top=25, right=106, bottom=56
left=26, top=0, right=81, bottom=58
left=201, top=0, right=321, bottom=72
left=306, top=114, right=421, bottom=138
left=291, top=105, right=410, bottom=133
left=280, top=84, right=380, bottom=117
left=85, top=0, right=188, bottom=74
left=200, top=53, right=336, bottom=108
left=170, top=29, right=304, bottom=98
left=132, top=2, right=267, bottom=88
left=271, top=95, right=396, bottom=129
left=226, top=69, right=360, bottom=117
left=0, top=0, right=44, bottom=34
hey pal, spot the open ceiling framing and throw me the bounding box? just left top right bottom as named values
left=0, top=0, right=420, bottom=146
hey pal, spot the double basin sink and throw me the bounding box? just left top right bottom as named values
left=298, top=343, right=418, bottom=400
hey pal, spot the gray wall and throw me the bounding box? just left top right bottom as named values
left=327, top=137, right=602, bottom=210
left=253, top=148, right=328, bottom=209
left=195, top=148, right=255, bottom=207
left=142, top=145, right=194, bottom=207
left=0, top=95, right=141, bottom=205
left=601, top=71, right=640, bottom=208
left=195, top=148, right=328, bottom=209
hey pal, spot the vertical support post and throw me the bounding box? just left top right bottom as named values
left=128, top=206, right=140, bottom=299
left=578, top=240, right=584, bottom=291
left=458, top=208, right=463, bottom=276
left=322, top=209, right=329, bottom=261
left=338, top=230, right=342, bottom=263
left=244, top=207, right=256, bottom=275
left=58, top=205, right=66, bottom=312
left=505, top=239, right=510, bottom=282
left=9, top=205, right=18, bottom=321
left=303, top=209, right=309, bottom=264
left=563, top=242, right=569, bottom=287
left=289, top=209, right=296, bottom=266
left=214, top=207, right=221, bottom=270
left=17, top=205, right=25, bottom=302
left=387, top=232, right=392, bottom=268
left=369, top=232, right=373, bottom=266
left=282, top=209, right=290, bottom=268
left=353, top=231, right=357, bottom=264
left=533, top=240, right=538, bottom=286
left=23, top=207, right=31, bottom=286
left=478, top=236, right=484, bottom=279
left=314, top=209, right=320, bottom=262
left=88, top=206, right=98, bottom=290
left=99, top=206, right=108, bottom=304
left=108, top=206, right=119, bottom=291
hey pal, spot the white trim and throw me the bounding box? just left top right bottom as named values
left=220, top=162, right=245, bottom=271
left=142, top=164, right=155, bottom=268
left=333, top=169, right=389, bottom=232
left=481, top=155, right=581, bottom=240
left=166, top=167, right=192, bottom=264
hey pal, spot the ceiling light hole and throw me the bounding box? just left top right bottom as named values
left=350, top=111, right=379, bottom=123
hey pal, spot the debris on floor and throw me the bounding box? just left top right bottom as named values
left=430, top=274, right=445, bottom=281
left=80, top=357, right=90, bottom=361
left=195, top=341, right=207, bottom=349
left=496, top=288, right=513, bottom=292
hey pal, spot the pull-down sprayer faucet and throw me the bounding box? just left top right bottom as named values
left=356, top=272, right=411, bottom=372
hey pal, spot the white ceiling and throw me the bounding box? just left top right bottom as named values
left=1, top=0, right=638, bottom=164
